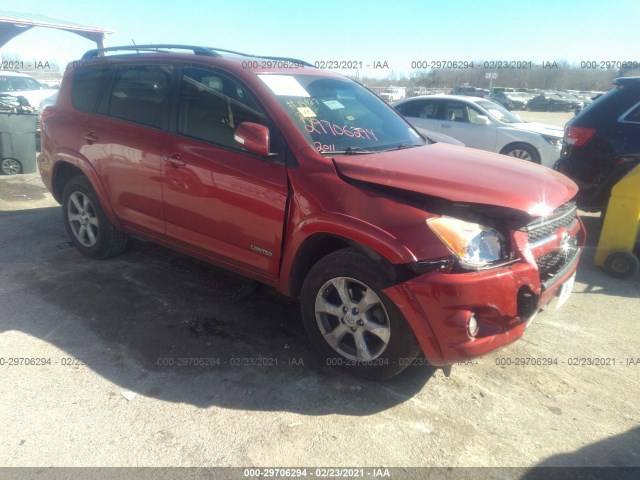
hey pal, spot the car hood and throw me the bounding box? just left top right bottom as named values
left=333, top=143, right=578, bottom=216
left=508, top=122, right=564, bottom=137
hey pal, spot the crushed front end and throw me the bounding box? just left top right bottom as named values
left=383, top=201, right=585, bottom=366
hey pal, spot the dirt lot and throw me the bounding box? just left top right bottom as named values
left=0, top=118, right=638, bottom=477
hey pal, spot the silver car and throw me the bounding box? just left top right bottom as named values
left=393, top=95, right=563, bottom=167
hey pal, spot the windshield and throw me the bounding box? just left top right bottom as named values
left=258, top=74, right=423, bottom=153
left=476, top=100, right=523, bottom=124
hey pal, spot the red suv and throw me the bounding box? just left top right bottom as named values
left=38, top=45, right=585, bottom=379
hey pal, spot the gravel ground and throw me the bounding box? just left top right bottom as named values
left=0, top=117, right=638, bottom=477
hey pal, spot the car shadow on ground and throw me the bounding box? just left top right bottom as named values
left=0, top=207, right=437, bottom=416
left=520, top=426, right=640, bottom=479
left=574, top=213, right=640, bottom=298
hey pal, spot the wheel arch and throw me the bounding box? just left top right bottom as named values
left=281, top=216, right=417, bottom=297
left=51, top=161, right=83, bottom=202
left=51, top=157, right=121, bottom=229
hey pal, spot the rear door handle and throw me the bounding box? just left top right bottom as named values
left=440, top=124, right=451, bottom=128
left=82, top=132, right=99, bottom=144
left=164, top=154, right=186, bottom=168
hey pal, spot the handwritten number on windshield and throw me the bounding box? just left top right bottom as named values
left=302, top=118, right=378, bottom=141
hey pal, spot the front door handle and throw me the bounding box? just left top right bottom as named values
left=440, top=124, right=451, bottom=128
left=164, top=154, right=186, bottom=168
left=82, top=132, right=99, bottom=144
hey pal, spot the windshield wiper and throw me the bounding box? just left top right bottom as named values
left=384, top=143, right=421, bottom=151
left=319, top=146, right=372, bottom=155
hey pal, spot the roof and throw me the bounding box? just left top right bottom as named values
left=614, top=77, right=640, bottom=87
left=0, top=10, right=112, bottom=48
left=396, top=95, right=492, bottom=103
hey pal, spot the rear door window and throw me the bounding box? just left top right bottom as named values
left=106, top=65, right=173, bottom=129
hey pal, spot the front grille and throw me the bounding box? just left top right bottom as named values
left=524, top=201, right=577, bottom=244
left=536, top=251, right=567, bottom=282
left=522, top=201, right=581, bottom=285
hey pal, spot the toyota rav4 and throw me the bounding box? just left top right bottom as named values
left=38, top=45, right=585, bottom=379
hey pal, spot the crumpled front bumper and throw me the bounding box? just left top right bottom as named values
left=383, top=217, right=585, bottom=366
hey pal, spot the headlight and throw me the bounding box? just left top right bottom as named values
left=427, top=216, right=504, bottom=268
left=542, top=134, right=562, bottom=146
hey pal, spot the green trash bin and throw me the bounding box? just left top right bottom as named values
left=0, top=112, right=38, bottom=175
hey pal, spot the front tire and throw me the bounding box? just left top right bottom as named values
left=62, top=175, right=127, bottom=259
left=300, top=248, right=420, bottom=380
left=501, top=143, right=540, bottom=164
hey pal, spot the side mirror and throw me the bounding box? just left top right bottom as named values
left=234, top=122, right=270, bottom=156
left=475, top=115, right=491, bottom=126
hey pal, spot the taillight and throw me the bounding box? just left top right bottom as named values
left=564, top=126, right=596, bottom=147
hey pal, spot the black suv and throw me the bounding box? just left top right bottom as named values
left=555, top=77, right=640, bottom=211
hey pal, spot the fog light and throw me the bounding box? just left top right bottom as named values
left=468, top=314, right=479, bottom=338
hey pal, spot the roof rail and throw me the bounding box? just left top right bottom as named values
left=81, top=44, right=220, bottom=59
left=206, top=47, right=313, bottom=67
left=80, top=44, right=314, bottom=67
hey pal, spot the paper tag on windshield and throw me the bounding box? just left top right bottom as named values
left=297, top=107, right=316, bottom=117
left=323, top=100, right=344, bottom=110
left=258, top=75, right=310, bottom=97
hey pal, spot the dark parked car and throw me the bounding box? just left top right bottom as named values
left=451, top=86, right=488, bottom=98
left=490, top=91, right=529, bottom=110
left=555, top=92, right=584, bottom=110
left=38, top=44, right=584, bottom=379
left=527, top=93, right=575, bottom=112
left=555, top=77, right=640, bottom=210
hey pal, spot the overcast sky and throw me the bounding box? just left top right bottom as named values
left=2, top=0, right=639, bottom=76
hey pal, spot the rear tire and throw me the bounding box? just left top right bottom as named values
left=300, top=248, right=420, bottom=380
left=62, top=175, right=127, bottom=259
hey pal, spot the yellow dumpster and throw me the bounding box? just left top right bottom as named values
left=594, top=163, right=640, bottom=278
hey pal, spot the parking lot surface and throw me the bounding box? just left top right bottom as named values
left=0, top=116, right=638, bottom=470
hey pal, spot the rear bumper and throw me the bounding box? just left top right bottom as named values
left=383, top=219, right=584, bottom=366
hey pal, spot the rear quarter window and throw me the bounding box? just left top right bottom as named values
left=620, top=101, right=640, bottom=124
left=71, top=66, right=112, bottom=113
left=577, top=85, right=636, bottom=122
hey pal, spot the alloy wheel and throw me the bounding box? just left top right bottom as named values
left=67, top=191, right=99, bottom=247
left=507, top=149, right=533, bottom=161
left=314, top=276, right=391, bottom=361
